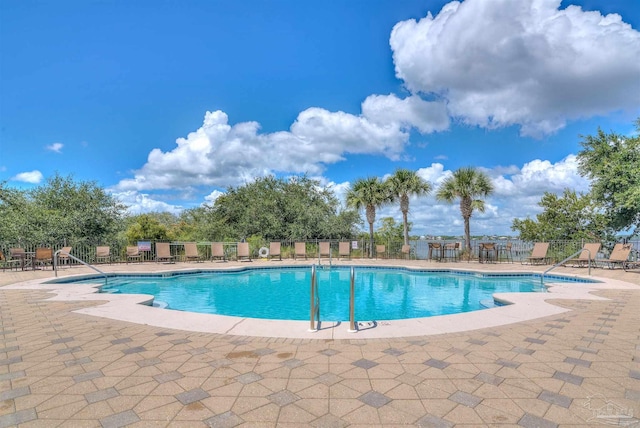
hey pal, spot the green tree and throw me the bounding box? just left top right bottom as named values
left=124, top=214, right=171, bottom=243
left=0, top=182, right=32, bottom=244
left=386, top=169, right=432, bottom=246
left=435, top=167, right=494, bottom=256
left=346, top=177, right=390, bottom=258
left=0, top=174, right=125, bottom=245
left=375, top=217, right=407, bottom=244
left=511, top=189, right=613, bottom=242
left=577, top=118, right=640, bottom=233
left=188, top=175, right=359, bottom=241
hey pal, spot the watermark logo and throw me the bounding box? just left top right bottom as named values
left=582, top=394, right=639, bottom=426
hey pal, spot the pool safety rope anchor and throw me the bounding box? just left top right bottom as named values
left=258, top=247, right=269, bottom=258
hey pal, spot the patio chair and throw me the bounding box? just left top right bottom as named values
left=184, top=242, right=203, bottom=262
left=268, top=242, right=282, bottom=261
left=211, top=242, right=226, bottom=262
left=34, top=247, right=54, bottom=270
left=599, top=243, right=632, bottom=269
left=401, top=244, right=411, bottom=260
left=498, top=242, right=513, bottom=263
left=294, top=242, right=307, bottom=260
left=237, top=242, right=252, bottom=262
left=479, top=243, right=498, bottom=263
left=428, top=242, right=442, bottom=261
left=443, top=242, right=460, bottom=262
left=375, top=245, right=386, bottom=259
left=96, top=246, right=113, bottom=264
left=155, top=242, right=175, bottom=263
left=57, top=246, right=73, bottom=268
left=338, top=242, right=350, bottom=260
left=319, top=242, right=331, bottom=260
left=563, top=242, right=601, bottom=268
left=521, top=242, right=550, bottom=265
left=0, top=250, right=22, bottom=271
left=10, top=248, right=26, bottom=269
left=624, top=253, right=640, bottom=272
left=126, top=246, right=142, bottom=263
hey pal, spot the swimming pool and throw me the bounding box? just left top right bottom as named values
left=57, top=267, right=594, bottom=321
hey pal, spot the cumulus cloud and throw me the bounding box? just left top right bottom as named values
left=12, top=170, right=43, bottom=184
left=361, top=94, right=449, bottom=134
left=204, top=190, right=225, bottom=204
left=493, top=154, right=589, bottom=197
left=46, top=142, right=63, bottom=153
left=390, top=0, right=640, bottom=137
left=114, top=97, right=449, bottom=192
left=112, top=190, right=183, bottom=215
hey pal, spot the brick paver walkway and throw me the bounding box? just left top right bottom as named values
left=1, top=262, right=639, bottom=427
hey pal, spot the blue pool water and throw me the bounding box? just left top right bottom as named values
left=56, top=267, right=594, bottom=321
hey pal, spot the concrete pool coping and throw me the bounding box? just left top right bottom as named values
left=4, top=261, right=639, bottom=339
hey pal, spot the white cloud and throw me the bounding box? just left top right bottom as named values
left=416, top=163, right=448, bottom=186
left=114, top=103, right=441, bottom=193
left=390, top=0, right=640, bottom=137
left=46, top=142, right=63, bottom=153
left=498, top=154, right=590, bottom=196
left=204, top=190, right=225, bottom=204
left=12, top=170, right=43, bottom=184
left=325, top=180, right=352, bottom=209
left=112, top=190, right=183, bottom=215
left=361, top=94, right=449, bottom=134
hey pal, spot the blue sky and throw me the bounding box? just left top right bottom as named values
left=1, top=0, right=639, bottom=237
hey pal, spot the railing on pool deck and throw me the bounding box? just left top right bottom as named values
left=309, top=265, right=320, bottom=332
left=541, top=248, right=593, bottom=284
left=54, top=249, right=108, bottom=284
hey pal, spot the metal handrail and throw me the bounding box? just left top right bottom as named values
left=308, top=265, right=320, bottom=332
left=541, top=249, right=592, bottom=284
left=347, top=266, right=357, bottom=333
left=54, top=249, right=108, bottom=282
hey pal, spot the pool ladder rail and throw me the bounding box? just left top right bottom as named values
left=309, top=265, right=320, bottom=332
left=541, top=248, right=593, bottom=284
left=54, top=249, right=108, bottom=285
left=309, top=265, right=357, bottom=333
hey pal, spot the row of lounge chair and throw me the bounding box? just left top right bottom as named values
left=119, top=241, right=356, bottom=264
left=0, top=247, right=75, bottom=271
left=106, top=242, right=380, bottom=263
left=211, top=242, right=355, bottom=263
left=0, top=247, right=74, bottom=271
left=521, top=242, right=637, bottom=270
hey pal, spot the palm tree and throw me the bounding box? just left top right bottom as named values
left=435, top=167, right=494, bottom=257
left=386, top=169, right=432, bottom=246
left=346, top=177, right=390, bottom=258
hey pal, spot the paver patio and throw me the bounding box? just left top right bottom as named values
left=1, top=260, right=639, bottom=427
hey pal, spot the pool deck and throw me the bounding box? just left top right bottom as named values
left=1, top=259, right=639, bottom=427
